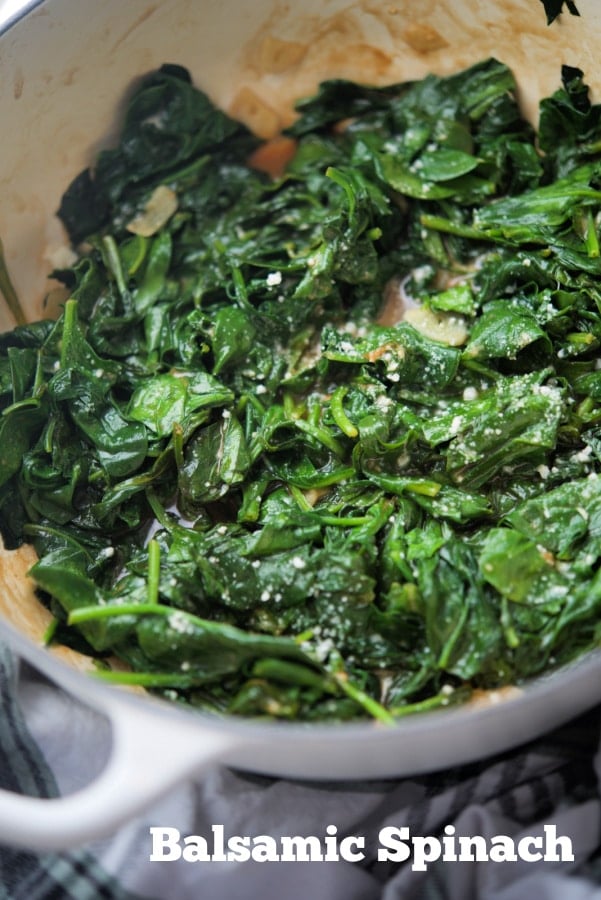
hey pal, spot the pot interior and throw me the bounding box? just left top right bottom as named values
left=1, top=0, right=601, bottom=774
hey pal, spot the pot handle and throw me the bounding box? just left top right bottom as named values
left=0, top=678, right=241, bottom=852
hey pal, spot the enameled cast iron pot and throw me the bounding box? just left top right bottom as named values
left=1, top=0, right=601, bottom=853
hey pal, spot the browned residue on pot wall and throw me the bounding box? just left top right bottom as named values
left=0, top=538, right=96, bottom=670
left=12, top=67, right=23, bottom=100
left=111, top=3, right=160, bottom=53
left=231, top=0, right=600, bottom=132
left=0, top=537, right=144, bottom=689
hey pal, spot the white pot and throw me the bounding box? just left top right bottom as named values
left=1, top=0, right=601, bottom=852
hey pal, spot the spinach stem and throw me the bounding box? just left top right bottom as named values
left=501, top=597, right=520, bottom=649
left=587, top=210, right=600, bottom=258
left=420, top=213, right=495, bottom=242
left=366, top=472, right=442, bottom=498
left=389, top=689, right=465, bottom=717
left=330, top=387, right=359, bottom=438
left=173, top=423, right=185, bottom=469
left=0, top=237, right=26, bottom=326
left=93, top=670, right=196, bottom=688
left=334, top=673, right=395, bottom=725
left=294, top=418, right=346, bottom=458
left=69, top=601, right=176, bottom=624
left=316, top=514, right=371, bottom=526
left=231, top=265, right=253, bottom=310
left=42, top=618, right=59, bottom=646
left=290, top=465, right=356, bottom=489
left=147, top=538, right=161, bottom=605
left=145, top=490, right=175, bottom=532
left=102, top=235, right=129, bottom=299
left=289, top=484, right=313, bottom=512
left=252, top=658, right=336, bottom=692
left=60, top=299, right=78, bottom=369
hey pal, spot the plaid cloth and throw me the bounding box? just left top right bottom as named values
left=1, top=639, right=601, bottom=900
left=0, top=644, right=145, bottom=900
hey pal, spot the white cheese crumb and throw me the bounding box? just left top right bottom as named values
left=266, top=271, right=283, bottom=286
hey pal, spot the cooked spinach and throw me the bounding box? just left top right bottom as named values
left=2, top=58, right=601, bottom=722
